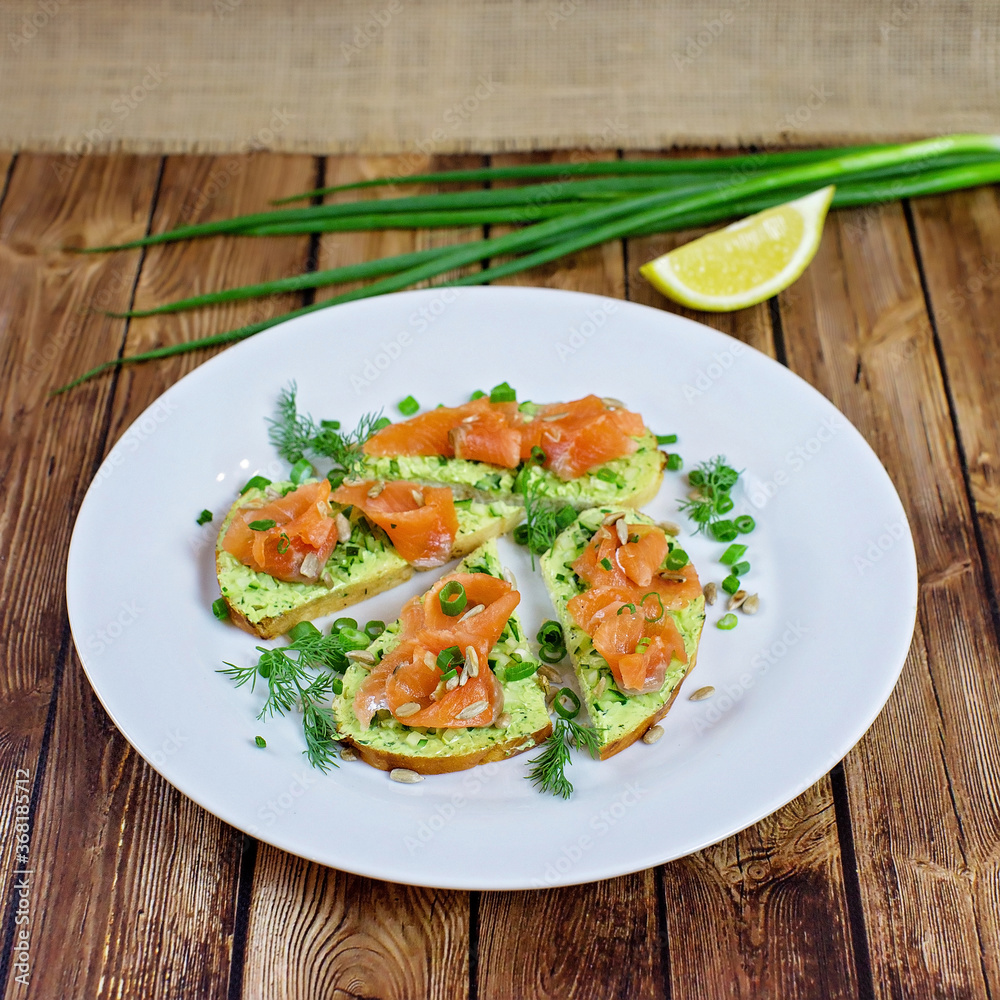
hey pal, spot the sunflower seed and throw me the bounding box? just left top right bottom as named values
left=602, top=397, right=626, bottom=409
left=688, top=489, right=703, bottom=501
left=538, top=664, right=562, bottom=683
left=642, top=725, right=664, bottom=745
left=537, top=674, right=551, bottom=696
left=742, top=593, right=760, bottom=614
left=616, top=518, right=629, bottom=545
left=593, top=675, right=608, bottom=699
left=423, top=651, right=438, bottom=671
left=602, top=510, right=626, bottom=525
left=367, top=482, right=384, bottom=498
left=431, top=682, right=447, bottom=701
left=503, top=567, right=518, bottom=589
left=346, top=649, right=376, bottom=665
left=389, top=768, right=424, bottom=783
left=339, top=746, right=358, bottom=762
left=458, top=603, right=485, bottom=623
left=457, top=699, right=488, bottom=720
left=395, top=702, right=421, bottom=718
left=459, top=669, right=469, bottom=686
left=263, top=485, right=283, bottom=501
left=541, top=411, right=569, bottom=421
left=446, top=675, right=459, bottom=691
left=410, top=489, right=424, bottom=507
left=334, top=512, right=352, bottom=543
left=461, top=414, right=478, bottom=423
left=299, top=552, right=322, bottom=579
left=496, top=712, right=512, bottom=729
left=689, top=686, right=715, bottom=702
left=465, top=646, right=479, bottom=677
left=658, top=520, right=681, bottom=536
left=728, top=589, right=748, bottom=611
left=659, top=570, right=687, bottom=582
left=703, top=581, right=718, bottom=606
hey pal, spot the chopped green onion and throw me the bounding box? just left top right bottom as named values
left=469, top=389, right=486, bottom=400
left=536, top=620, right=564, bottom=646
left=600, top=557, right=613, bottom=571
left=710, top=520, right=738, bottom=542
left=339, top=626, right=371, bottom=650
left=288, top=621, right=321, bottom=642
left=530, top=445, right=546, bottom=463
left=290, top=458, right=313, bottom=484
left=714, top=494, right=734, bottom=514
left=596, top=467, right=625, bottom=486
left=665, top=453, right=683, bottom=471
left=640, top=591, right=665, bottom=622
left=513, top=524, right=530, bottom=545
left=398, top=395, right=420, bottom=416
left=665, top=548, right=689, bottom=570
left=688, top=470, right=705, bottom=487
left=617, top=603, right=637, bottom=615
left=364, top=620, right=386, bottom=640
left=321, top=418, right=341, bottom=430
left=722, top=575, right=741, bottom=595
left=735, top=515, right=756, bottom=534
left=372, top=416, right=392, bottom=432
left=255, top=735, right=267, bottom=748
left=656, top=434, right=678, bottom=445
left=504, top=659, right=538, bottom=682
left=248, top=519, right=277, bottom=531
left=440, top=667, right=458, bottom=682
left=332, top=617, right=358, bottom=632
left=439, top=580, right=468, bottom=616
left=211, top=598, right=229, bottom=621
left=731, top=560, right=751, bottom=576
left=489, top=381, right=517, bottom=403
left=196, top=509, right=213, bottom=525
left=555, top=505, right=577, bottom=530
left=332, top=677, right=343, bottom=695
left=539, top=643, right=567, bottom=664
left=436, top=645, right=462, bottom=669
left=720, top=543, right=747, bottom=565
left=240, top=475, right=271, bottom=494
left=553, top=687, right=582, bottom=720
left=717, top=613, right=739, bottom=630
left=636, top=637, right=652, bottom=652
left=277, top=532, right=290, bottom=554
left=327, top=470, right=346, bottom=489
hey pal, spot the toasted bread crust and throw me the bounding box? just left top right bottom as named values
left=341, top=719, right=553, bottom=774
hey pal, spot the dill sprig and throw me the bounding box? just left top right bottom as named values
left=677, top=455, right=742, bottom=534
left=514, top=460, right=577, bottom=568
left=527, top=717, right=601, bottom=799
left=220, top=625, right=350, bottom=771
left=268, top=381, right=387, bottom=482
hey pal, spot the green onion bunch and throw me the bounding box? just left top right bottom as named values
left=61, top=134, right=1000, bottom=391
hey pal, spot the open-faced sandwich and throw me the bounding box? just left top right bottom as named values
left=217, top=476, right=522, bottom=638
left=360, top=391, right=665, bottom=510
left=540, top=507, right=705, bottom=758
left=333, top=540, right=553, bottom=774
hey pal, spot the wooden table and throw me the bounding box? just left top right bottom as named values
left=2, top=149, right=998, bottom=1000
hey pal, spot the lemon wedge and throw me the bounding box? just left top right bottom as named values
left=639, top=186, right=835, bottom=311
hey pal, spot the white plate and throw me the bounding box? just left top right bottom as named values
left=66, top=286, right=917, bottom=890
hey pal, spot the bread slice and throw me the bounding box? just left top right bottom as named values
left=216, top=483, right=523, bottom=639
left=540, top=507, right=705, bottom=759
left=360, top=431, right=665, bottom=511
left=333, top=540, right=553, bottom=774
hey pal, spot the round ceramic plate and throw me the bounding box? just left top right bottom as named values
left=66, top=286, right=917, bottom=890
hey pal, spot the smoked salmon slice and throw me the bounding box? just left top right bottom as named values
left=222, top=480, right=339, bottom=583
left=363, top=393, right=646, bottom=479
left=353, top=572, right=519, bottom=729
left=331, top=480, right=458, bottom=569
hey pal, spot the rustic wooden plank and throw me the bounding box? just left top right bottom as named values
left=242, top=155, right=482, bottom=1000
left=627, top=213, right=859, bottom=1000
left=777, top=199, right=999, bottom=999
left=0, top=152, right=157, bottom=997
left=906, top=187, right=1000, bottom=994
left=5, top=153, right=317, bottom=1000
left=477, top=151, right=664, bottom=1000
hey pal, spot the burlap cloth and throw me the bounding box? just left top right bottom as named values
left=1, top=0, right=997, bottom=155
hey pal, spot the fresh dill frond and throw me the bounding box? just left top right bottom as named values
left=267, top=381, right=386, bottom=481
left=516, top=463, right=577, bottom=568
left=526, top=717, right=601, bottom=799
left=220, top=627, right=351, bottom=769
left=677, top=455, right=742, bottom=534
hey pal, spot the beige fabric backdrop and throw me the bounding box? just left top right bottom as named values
left=0, top=0, right=997, bottom=154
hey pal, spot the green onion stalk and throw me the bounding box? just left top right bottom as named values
left=58, top=135, right=1000, bottom=392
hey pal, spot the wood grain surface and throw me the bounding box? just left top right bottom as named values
left=0, top=151, right=998, bottom=1000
